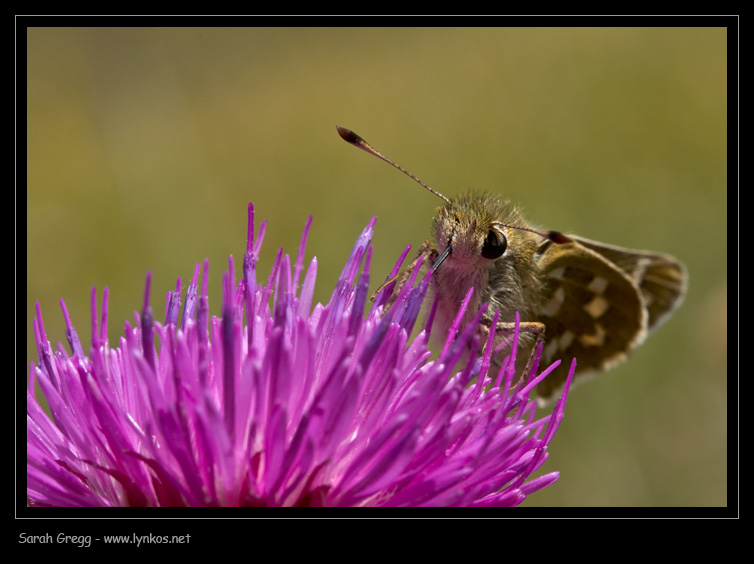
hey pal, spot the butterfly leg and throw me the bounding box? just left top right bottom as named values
left=371, top=240, right=437, bottom=306
left=482, top=319, right=546, bottom=387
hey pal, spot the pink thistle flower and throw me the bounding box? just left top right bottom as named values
left=27, top=203, right=573, bottom=507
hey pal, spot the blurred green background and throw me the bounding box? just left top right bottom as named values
left=26, top=27, right=727, bottom=507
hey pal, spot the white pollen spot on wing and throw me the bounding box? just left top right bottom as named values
left=587, top=276, right=608, bottom=294
left=540, top=286, right=566, bottom=317
left=584, top=295, right=609, bottom=319
left=559, top=330, right=575, bottom=351
left=544, top=338, right=560, bottom=360
left=548, top=267, right=566, bottom=280
left=579, top=324, right=606, bottom=347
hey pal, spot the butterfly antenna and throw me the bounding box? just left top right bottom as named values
left=337, top=126, right=451, bottom=205
left=337, top=126, right=570, bottom=245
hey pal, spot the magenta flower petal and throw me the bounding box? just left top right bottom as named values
left=27, top=203, right=573, bottom=507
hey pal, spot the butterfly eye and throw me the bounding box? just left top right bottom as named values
left=481, top=229, right=507, bottom=260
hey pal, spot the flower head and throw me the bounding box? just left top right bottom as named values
left=27, top=203, right=573, bottom=507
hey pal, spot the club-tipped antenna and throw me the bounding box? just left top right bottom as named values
left=336, top=126, right=572, bottom=245
left=493, top=222, right=573, bottom=245
left=337, top=126, right=451, bottom=205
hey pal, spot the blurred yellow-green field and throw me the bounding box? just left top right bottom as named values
left=26, top=26, right=727, bottom=507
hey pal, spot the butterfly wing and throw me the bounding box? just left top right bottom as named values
left=531, top=239, right=649, bottom=399
left=569, top=235, right=687, bottom=333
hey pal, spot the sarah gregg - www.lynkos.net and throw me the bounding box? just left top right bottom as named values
left=19, top=532, right=191, bottom=548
